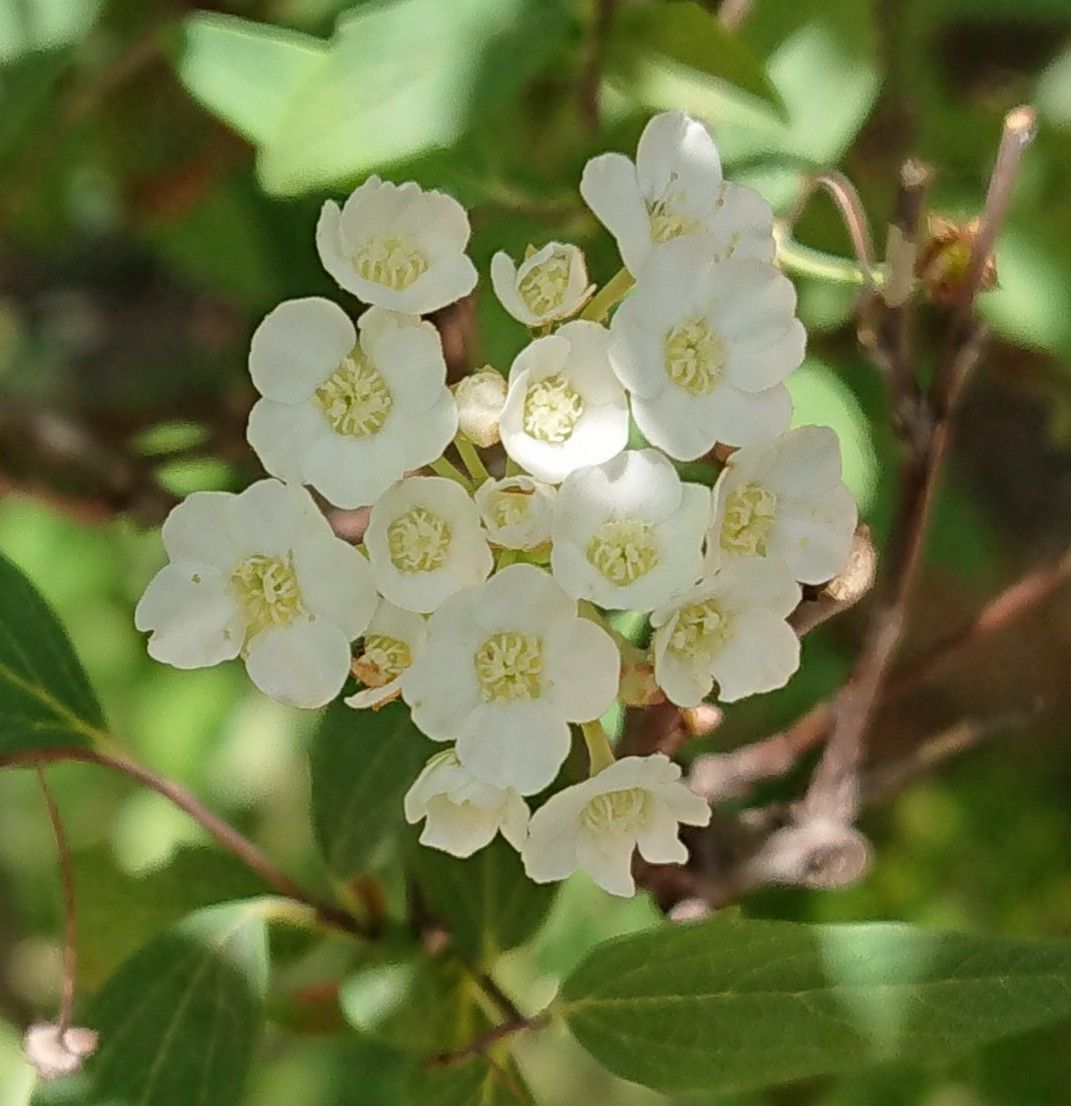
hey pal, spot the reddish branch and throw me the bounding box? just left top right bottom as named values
left=35, top=769, right=77, bottom=1031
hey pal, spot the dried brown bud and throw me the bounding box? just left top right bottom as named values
left=916, top=215, right=998, bottom=307
left=744, top=817, right=872, bottom=890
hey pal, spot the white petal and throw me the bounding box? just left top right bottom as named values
left=344, top=679, right=401, bottom=710
left=523, top=804, right=580, bottom=884
left=160, top=491, right=247, bottom=568
left=724, top=319, right=806, bottom=394
left=635, top=110, right=722, bottom=211
left=499, top=792, right=532, bottom=851
left=766, top=424, right=845, bottom=497
left=292, top=532, right=377, bottom=639
left=652, top=633, right=711, bottom=709
left=246, top=398, right=326, bottom=484
left=694, top=381, right=793, bottom=450
left=248, top=298, right=355, bottom=404
left=419, top=795, right=498, bottom=858
left=135, top=562, right=243, bottom=669
left=543, top=617, right=620, bottom=721
left=456, top=701, right=571, bottom=796
left=576, top=829, right=637, bottom=897
left=630, top=386, right=714, bottom=462
left=770, top=482, right=858, bottom=585
left=472, top=562, right=575, bottom=635
left=635, top=809, right=689, bottom=865
left=579, top=152, right=652, bottom=274
left=398, top=252, right=478, bottom=315
left=316, top=201, right=366, bottom=298
left=709, top=609, right=800, bottom=702
left=244, top=618, right=351, bottom=708
left=301, top=433, right=401, bottom=510
left=490, top=251, right=538, bottom=326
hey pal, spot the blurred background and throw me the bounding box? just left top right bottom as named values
left=0, top=0, right=1070, bottom=1103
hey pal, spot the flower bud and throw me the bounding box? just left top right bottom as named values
left=454, top=368, right=507, bottom=447
left=23, top=1023, right=98, bottom=1081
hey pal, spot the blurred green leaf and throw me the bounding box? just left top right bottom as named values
left=406, top=1054, right=534, bottom=1104
left=0, top=0, right=101, bottom=64
left=74, top=845, right=269, bottom=990
left=310, top=701, right=431, bottom=879
left=340, top=953, right=481, bottom=1055
left=33, top=902, right=269, bottom=1106
left=257, top=0, right=574, bottom=196
left=607, top=1, right=785, bottom=117
left=175, top=13, right=327, bottom=146
left=0, top=551, right=107, bottom=755
left=559, top=917, right=1071, bottom=1094
left=410, top=836, right=555, bottom=968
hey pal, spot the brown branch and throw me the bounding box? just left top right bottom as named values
left=783, top=170, right=878, bottom=287
left=35, top=769, right=77, bottom=1031
left=429, top=1013, right=548, bottom=1068
left=2, top=747, right=366, bottom=938
left=579, top=0, right=617, bottom=136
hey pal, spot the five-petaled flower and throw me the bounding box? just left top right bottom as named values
left=404, top=749, right=530, bottom=858
left=650, top=560, right=802, bottom=706
left=345, top=599, right=427, bottom=711
left=610, top=236, right=804, bottom=458
left=551, top=449, right=710, bottom=611
left=135, top=480, right=377, bottom=708
left=580, top=110, right=776, bottom=276
left=401, top=563, right=620, bottom=795
left=522, top=753, right=711, bottom=896
left=246, top=298, right=457, bottom=508
left=317, top=176, right=478, bottom=314
left=706, top=425, right=858, bottom=585
left=500, top=320, right=629, bottom=484
left=491, top=241, right=592, bottom=327
left=474, top=475, right=556, bottom=551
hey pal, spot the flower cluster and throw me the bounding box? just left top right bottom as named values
left=136, top=111, right=858, bottom=897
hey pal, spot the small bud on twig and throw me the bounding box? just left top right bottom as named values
left=454, top=368, right=507, bottom=448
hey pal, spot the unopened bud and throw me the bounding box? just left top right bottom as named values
left=23, top=1023, right=98, bottom=1081
left=454, top=368, right=507, bottom=448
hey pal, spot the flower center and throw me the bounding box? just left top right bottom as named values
left=586, top=519, right=659, bottom=586
left=518, top=249, right=573, bottom=317
left=351, top=234, right=429, bottom=291
left=353, top=633, right=412, bottom=688
left=231, top=553, right=304, bottom=639
left=720, top=483, right=778, bottom=556
left=646, top=181, right=700, bottom=244
left=490, top=489, right=533, bottom=529
left=669, top=599, right=734, bottom=661
left=474, top=632, right=543, bottom=702
left=581, top=787, right=652, bottom=833
left=664, top=318, right=725, bottom=395
left=387, top=506, right=453, bottom=572
left=522, top=373, right=585, bottom=443
left=314, top=350, right=393, bottom=438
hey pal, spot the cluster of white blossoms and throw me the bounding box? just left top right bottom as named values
left=136, top=111, right=859, bottom=897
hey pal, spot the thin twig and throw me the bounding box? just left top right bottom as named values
left=718, top=0, right=755, bottom=32
left=2, top=748, right=366, bottom=938
left=579, top=0, right=617, bottom=135
left=782, top=171, right=878, bottom=288
left=35, top=769, right=77, bottom=1031
left=429, top=1013, right=548, bottom=1067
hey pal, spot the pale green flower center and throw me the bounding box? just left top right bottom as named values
left=522, top=373, right=585, bottom=443
left=518, top=249, right=573, bottom=317
left=387, top=506, right=452, bottom=572
left=664, top=318, right=725, bottom=395
left=490, top=489, right=533, bottom=529
left=586, top=519, right=659, bottom=586
left=231, top=553, right=304, bottom=639
left=647, top=189, right=700, bottom=244
left=721, top=483, right=778, bottom=556
left=474, top=632, right=543, bottom=702
left=354, top=633, right=412, bottom=688
left=352, top=234, right=429, bottom=290
left=314, top=349, right=393, bottom=438
left=581, top=787, right=652, bottom=833
left=669, top=599, right=733, bottom=661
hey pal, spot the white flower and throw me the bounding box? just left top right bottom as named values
left=400, top=563, right=619, bottom=795
left=551, top=449, right=710, bottom=612
left=316, top=176, right=478, bottom=314
left=404, top=749, right=530, bottom=858
left=345, top=600, right=427, bottom=710
left=365, top=476, right=493, bottom=613
left=135, top=480, right=377, bottom=708
left=521, top=754, right=711, bottom=897
left=499, top=320, right=629, bottom=484
left=580, top=110, right=775, bottom=276
left=706, top=425, right=858, bottom=585
left=490, top=242, right=592, bottom=326
left=650, top=561, right=801, bottom=707
left=474, top=475, right=555, bottom=550
left=455, top=368, right=507, bottom=447
left=609, top=237, right=803, bottom=458
left=246, top=299, right=457, bottom=508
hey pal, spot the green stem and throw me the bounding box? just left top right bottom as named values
left=580, top=267, right=635, bottom=323
left=429, top=455, right=472, bottom=490
left=455, top=436, right=491, bottom=485
left=776, top=234, right=883, bottom=287
left=581, top=720, right=616, bottom=775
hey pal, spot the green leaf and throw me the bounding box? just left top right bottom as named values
left=310, top=701, right=431, bottom=879
left=74, top=845, right=270, bottom=990
left=410, top=836, right=556, bottom=968
left=406, top=1054, right=534, bottom=1105
left=33, top=902, right=269, bottom=1106
left=257, top=0, right=574, bottom=196
left=175, top=13, right=328, bottom=146
left=0, top=551, right=106, bottom=755
left=607, top=1, right=785, bottom=116
left=559, top=918, right=1071, bottom=1095
left=0, top=0, right=102, bottom=64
